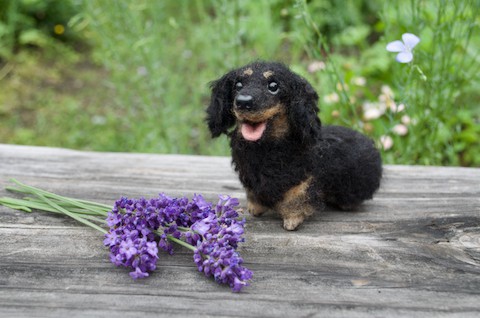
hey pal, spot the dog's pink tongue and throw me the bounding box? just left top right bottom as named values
left=241, top=122, right=267, bottom=141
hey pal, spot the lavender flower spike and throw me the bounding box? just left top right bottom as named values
left=386, top=33, right=420, bottom=63
left=103, top=193, right=252, bottom=292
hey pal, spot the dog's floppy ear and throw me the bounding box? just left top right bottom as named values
left=206, top=70, right=237, bottom=138
left=289, top=75, right=322, bottom=143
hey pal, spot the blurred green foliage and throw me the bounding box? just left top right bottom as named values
left=0, top=0, right=479, bottom=166
left=297, top=0, right=480, bottom=166
left=0, top=0, right=82, bottom=58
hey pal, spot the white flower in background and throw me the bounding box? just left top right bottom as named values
left=379, top=85, right=398, bottom=112
left=386, top=33, right=420, bottom=63
left=401, top=115, right=411, bottom=125
left=362, top=84, right=405, bottom=120
left=307, top=61, right=326, bottom=73
left=387, top=102, right=406, bottom=113
left=324, top=92, right=340, bottom=104
left=363, top=101, right=386, bottom=120
left=352, top=77, right=367, bottom=86
left=392, top=124, right=408, bottom=136
left=381, top=85, right=394, bottom=98
left=380, top=135, right=393, bottom=150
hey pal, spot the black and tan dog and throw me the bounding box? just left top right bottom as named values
left=207, top=61, right=382, bottom=230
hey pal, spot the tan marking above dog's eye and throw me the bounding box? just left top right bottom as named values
left=263, top=71, right=274, bottom=79
left=243, top=68, right=253, bottom=76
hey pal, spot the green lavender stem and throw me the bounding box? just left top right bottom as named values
left=0, top=179, right=199, bottom=249
left=6, top=179, right=111, bottom=214
left=166, top=235, right=197, bottom=252
left=0, top=179, right=110, bottom=234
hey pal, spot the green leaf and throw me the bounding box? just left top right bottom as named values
left=18, top=29, right=49, bottom=47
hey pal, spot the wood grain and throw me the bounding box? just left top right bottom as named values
left=1, top=144, right=479, bottom=317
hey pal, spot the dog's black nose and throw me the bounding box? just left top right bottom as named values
left=235, top=94, right=253, bottom=110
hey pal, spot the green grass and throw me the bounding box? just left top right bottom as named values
left=80, top=0, right=304, bottom=155
left=0, top=51, right=122, bottom=151
left=0, top=0, right=479, bottom=165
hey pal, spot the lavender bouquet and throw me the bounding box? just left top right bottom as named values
left=0, top=179, right=252, bottom=292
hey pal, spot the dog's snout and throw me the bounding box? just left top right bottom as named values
left=235, top=94, right=253, bottom=110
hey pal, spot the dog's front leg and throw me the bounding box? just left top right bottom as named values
left=246, top=190, right=269, bottom=217
left=276, top=177, right=315, bottom=231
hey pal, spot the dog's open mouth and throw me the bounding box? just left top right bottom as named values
left=235, top=104, right=285, bottom=142
left=241, top=120, right=267, bottom=142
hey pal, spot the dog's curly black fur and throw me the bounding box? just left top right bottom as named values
left=207, top=61, right=382, bottom=230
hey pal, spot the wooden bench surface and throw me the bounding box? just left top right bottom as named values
left=1, top=144, right=479, bottom=317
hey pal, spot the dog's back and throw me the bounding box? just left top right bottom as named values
left=313, top=125, right=382, bottom=210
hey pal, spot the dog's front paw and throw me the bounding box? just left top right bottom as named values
left=282, top=214, right=305, bottom=231
left=247, top=200, right=268, bottom=217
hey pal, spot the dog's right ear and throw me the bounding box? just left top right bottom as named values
left=288, top=75, right=322, bottom=144
left=206, top=70, right=237, bottom=138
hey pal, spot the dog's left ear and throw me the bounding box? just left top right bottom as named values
left=289, top=75, right=322, bottom=143
left=206, top=70, right=237, bottom=138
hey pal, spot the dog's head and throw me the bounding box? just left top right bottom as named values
left=206, top=61, right=321, bottom=143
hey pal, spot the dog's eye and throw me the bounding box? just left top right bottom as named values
left=268, top=82, right=279, bottom=94
left=235, top=82, right=243, bottom=90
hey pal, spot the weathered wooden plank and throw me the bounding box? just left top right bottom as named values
left=0, top=144, right=479, bottom=317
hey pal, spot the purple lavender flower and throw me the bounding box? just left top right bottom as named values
left=119, top=239, right=137, bottom=259
left=146, top=241, right=158, bottom=257
left=103, top=231, right=119, bottom=247
left=103, top=193, right=252, bottom=291
left=191, top=213, right=215, bottom=235
left=194, top=240, right=253, bottom=292
left=130, top=266, right=149, bottom=279
left=189, top=195, right=251, bottom=292
left=192, top=193, right=211, bottom=210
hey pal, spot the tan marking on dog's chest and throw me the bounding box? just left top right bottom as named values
left=263, top=70, right=274, bottom=79
left=243, top=68, right=253, bottom=76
